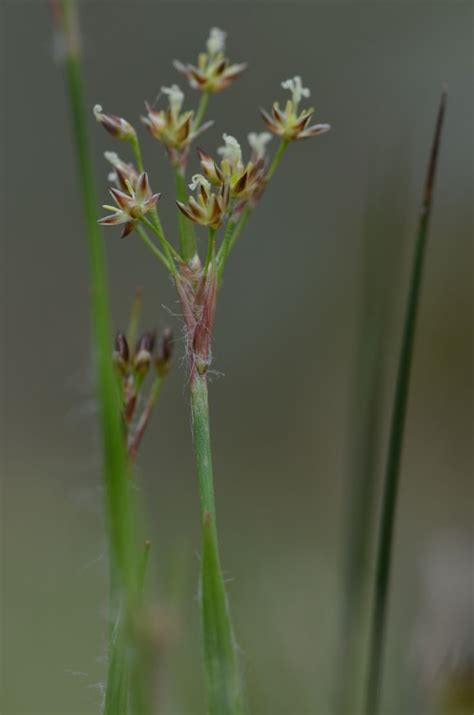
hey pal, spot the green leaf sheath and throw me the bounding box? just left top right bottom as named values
left=364, top=91, right=447, bottom=715
left=190, top=374, right=244, bottom=715
left=104, top=612, right=129, bottom=715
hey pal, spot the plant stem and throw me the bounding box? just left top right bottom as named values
left=130, top=135, right=145, bottom=173
left=139, top=216, right=180, bottom=274
left=194, top=91, right=210, bottom=129
left=175, top=169, right=197, bottom=261
left=217, top=140, right=288, bottom=284
left=266, top=139, right=289, bottom=180
left=217, top=209, right=251, bottom=284
left=364, top=91, right=447, bottom=715
left=190, top=373, right=244, bottom=715
left=128, top=375, right=165, bottom=461
left=136, top=224, right=171, bottom=271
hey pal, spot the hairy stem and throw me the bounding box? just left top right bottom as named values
left=364, top=91, right=447, bottom=715
left=190, top=373, right=244, bottom=715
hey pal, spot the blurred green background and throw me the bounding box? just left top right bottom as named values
left=2, top=1, right=472, bottom=714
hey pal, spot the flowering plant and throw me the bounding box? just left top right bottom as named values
left=92, top=25, right=330, bottom=714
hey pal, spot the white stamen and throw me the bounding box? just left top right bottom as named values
left=217, top=133, right=242, bottom=167
left=108, top=170, right=118, bottom=184
left=207, top=27, right=226, bottom=56
left=93, top=104, right=103, bottom=119
left=248, top=132, right=272, bottom=159
left=161, top=84, right=184, bottom=119
left=281, top=76, right=311, bottom=107
left=104, top=151, right=120, bottom=166
left=189, top=174, right=211, bottom=191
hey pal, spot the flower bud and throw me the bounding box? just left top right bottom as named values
left=93, top=104, right=136, bottom=141
left=133, top=331, right=156, bottom=376
left=112, top=331, right=129, bottom=374
left=155, top=328, right=173, bottom=377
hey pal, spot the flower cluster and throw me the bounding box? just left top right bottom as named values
left=174, top=27, right=246, bottom=93
left=141, top=84, right=212, bottom=165
left=113, top=325, right=173, bottom=459
left=95, top=32, right=330, bottom=382
left=99, top=172, right=159, bottom=238
left=260, top=76, right=330, bottom=141
left=198, top=133, right=269, bottom=204
left=177, top=174, right=230, bottom=229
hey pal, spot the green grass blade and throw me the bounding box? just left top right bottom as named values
left=58, top=0, right=135, bottom=599
left=55, top=2, right=140, bottom=711
left=364, top=90, right=447, bottom=715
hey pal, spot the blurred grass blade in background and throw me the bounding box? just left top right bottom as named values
left=334, top=175, right=394, bottom=715
left=53, top=1, right=141, bottom=711
left=365, top=90, right=447, bottom=715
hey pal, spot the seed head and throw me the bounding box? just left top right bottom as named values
left=93, top=104, right=136, bottom=141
